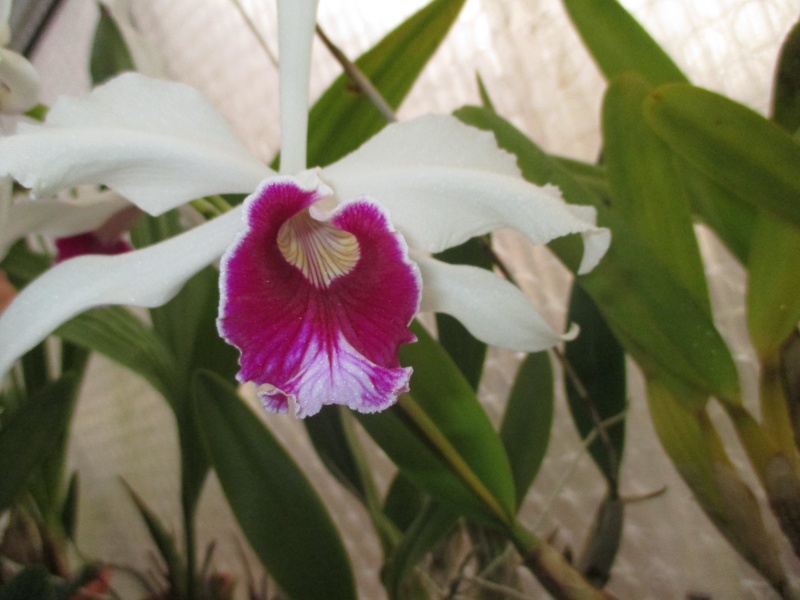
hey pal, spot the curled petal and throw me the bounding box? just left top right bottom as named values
left=0, top=208, right=243, bottom=379
left=323, top=115, right=610, bottom=273
left=415, top=254, right=575, bottom=352
left=0, top=47, right=40, bottom=113
left=218, top=176, right=421, bottom=418
left=0, top=73, right=271, bottom=214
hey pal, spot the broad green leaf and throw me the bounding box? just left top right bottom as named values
left=358, top=322, right=517, bottom=527
left=194, top=371, right=356, bottom=600
left=564, top=285, right=625, bottom=485
left=553, top=156, right=610, bottom=201
left=0, top=375, right=78, bottom=513
left=455, top=105, right=741, bottom=406
left=0, top=567, right=56, bottom=600
left=646, top=380, right=788, bottom=592
left=772, top=20, right=800, bottom=132
left=307, top=0, right=466, bottom=167
left=383, top=472, right=425, bottom=532
left=55, top=306, right=177, bottom=404
left=90, top=5, right=135, bottom=85
left=435, top=237, right=492, bottom=390
left=644, top=84, right=800, bottom=230
left=747, top=215, right=800, bottom=358
left=561, top=0, right=687, bottom=86
left=500, top=351, right=554, bottom=507
left=383, top=501, right=459, bottom=600
left=603, top=73, right=709, bottom=311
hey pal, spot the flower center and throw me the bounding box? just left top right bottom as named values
left=277, top=210, right=361, bottom=288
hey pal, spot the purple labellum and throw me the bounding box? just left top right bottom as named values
left=55, top=232, right=133, bottom=263
left=217, top=176, right=421, bottom=418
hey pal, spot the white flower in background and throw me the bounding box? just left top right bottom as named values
left=0, top=0, right=609, bottom=417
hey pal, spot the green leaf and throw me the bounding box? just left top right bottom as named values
left=90, top=5, right=135, bottom=85
left=0, top=375, right=78, bottom=513
left=455, top=105, right=741, bottom=406
left=307, top=0, right=466, bottom=167
left=644, top=83, right=800, bottom=230
left=358, top=322, right=516, bottom=527
left=383, top=472, right=425, bottom=532
left=603, top=73, right=709, bottom=311
left=564, top=285, right=626, bottom=485
left=500, top=352, right=554, bottom=507
left=194, top=371, right=356, bottom=600
left=435, top=237, right=492, bottom=390
left=383, top=501, right=459, bottom=600
left=746, top=215, right=800, bottom=358
left=61, top=472, right=80, bottom=541
left=575, top=493, right=624, bottom=586
left=55, top=307, right=177, bottom=404
left=123, top=480, right=186, bottom=597
left=0, top=567, right=56, bottom=600
left=772, top=20, right=800, bottom=132
left=561, top=0, right=687, bottom=86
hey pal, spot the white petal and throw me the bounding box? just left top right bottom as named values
left=0, top=47, right=40, bottom=113
left=277, top=0, right=318, bottom=173
left=415, top=254, right=575, bottom=352
left=0, top=190, right=129, bottom=258
left=0, top=73, right=271, bottom=214
left=0, top=207, right=243, bottom=380
left=323, top=115, right=610, bottom=274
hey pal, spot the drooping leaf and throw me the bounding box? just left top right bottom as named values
left=500, top=351, right=554, bottom=507
left=90, top=5, right=135, bottom=85
left=561, top=0, right=687, bottom=86
left=194, top=371, right=356, bottom=600
left=307, top=0, right=466, bottom=167
left=564, top=284, right=626, bottom=485
left=358, top=322, right=517, bottom=528
left=644, top=84, right=800, bottom=231
left=456, top=105, right=741, bottom=406
left=0, top=375, right=78, bottom=513
left=772, top=20, right=800, bottom=132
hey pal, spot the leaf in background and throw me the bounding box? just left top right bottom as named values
left=455, top=105, right=741, bottom=406
left=90, top=5, right=135, bottom=85
left=561, top=0, right=687, bottom=86
left=55, top=306, right=177, bottom=405
left=307, top=0, right=466, bottom=167
left=746, top=215, right=800, bottom=359
left=0, top=375, right=78, bottom=513
left=603, top=73, right=709, bottom=312
left=1, top=240, right=50, bottom=288
left=499, top=351, right=554, bottom=507
left=0, top=567, right=56, bottom=600
left=564, top=285, right=625, bottom=486
left=772, top=20, right=800, bottom=133
left=435, top=237, right=492, bottom=390
left=644, top=84, right=800, bottom=231
left=575, top=493, right=623, bottom=586
left=60, top=471, right=80, bottom=541
left=194, top=371, right=356, bottom=600
left=383, top=501, right=459, bottom=600
left=358, top=322, right=516, bottom=527
left=123, top=480, right=186, bottom=597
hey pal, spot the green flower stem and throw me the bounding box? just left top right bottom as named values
left=207, top=195, right=233, bottom=213
left=397, top=395, right=511, bottom=528
left=189, top=199, right=220, bottom=220
left=509, top=521, right=617, bottom=600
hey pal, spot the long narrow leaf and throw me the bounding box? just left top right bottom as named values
left=194, top=371, right=356, bottom=600
left=772, top=20, right=800, bottom=132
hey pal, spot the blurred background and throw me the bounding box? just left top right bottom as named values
left=9, top=0, right=798, bottom=597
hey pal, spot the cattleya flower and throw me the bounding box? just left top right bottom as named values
left=0, top=0, right=609, bottom=417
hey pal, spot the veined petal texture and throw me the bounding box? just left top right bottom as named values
left=0, top=208, right=244, bottom=379
left=323, top=115, right=610, bottom=273
left=415, top=254, right=574, bottom=352
left=0, top=73, right=271, bottom=214
left=218, top=176, right=421, bottom=418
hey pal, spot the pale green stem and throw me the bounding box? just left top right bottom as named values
left=277, top=0, right=318, bottom=174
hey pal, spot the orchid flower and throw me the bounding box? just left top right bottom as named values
left=0, top=0, right=609, bottom=417
left=0, top=0, right=39, bottom=114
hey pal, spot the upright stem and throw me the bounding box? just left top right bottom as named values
left=277, top=0, right=318, bottom=174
